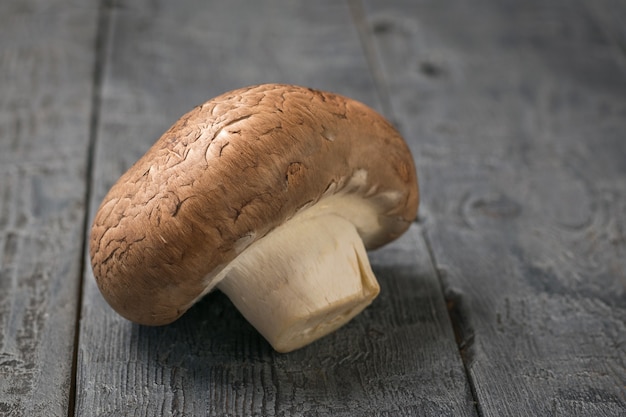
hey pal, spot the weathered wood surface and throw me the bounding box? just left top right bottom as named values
left=361, top=0, right=626, bottom=415
left=75, top=1, right=475, bottom=416
left=0, top=1, right=99, bottom=416
left=1, top=0, right=625, bottom=416
left=78, top=227, right=474, bottom=416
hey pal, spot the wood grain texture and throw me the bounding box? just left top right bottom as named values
left=361, top=0, right=626, bottom=415
left=78, top=226, right=476, bottom=416
left=0, top=1, right=99, bottom=416
left=76, top=1, right=475, bottom=416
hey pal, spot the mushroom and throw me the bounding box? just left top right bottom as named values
left=90, top=84, right=419, bottom=352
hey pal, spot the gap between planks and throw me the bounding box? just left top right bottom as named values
left=346, top=0, right=396, bottom=123
left=347, top=0, right=483, bottom=415
left=67, top=1, right=115, bottom=416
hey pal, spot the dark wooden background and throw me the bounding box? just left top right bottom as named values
left=1, top=0, right=625, bottom=416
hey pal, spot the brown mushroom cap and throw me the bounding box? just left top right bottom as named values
left=89, top=84, right=419, bottom=326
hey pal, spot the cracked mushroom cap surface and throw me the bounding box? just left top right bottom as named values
left=89, top=84, right=419, bottom=326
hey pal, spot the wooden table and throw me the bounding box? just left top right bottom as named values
left=1, top=0, right=624, bottom=415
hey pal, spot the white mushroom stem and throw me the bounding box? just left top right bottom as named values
left=217, top=213, right=380, bottom=353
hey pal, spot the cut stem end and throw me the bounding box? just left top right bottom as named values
left=217, top=214, right=380, bottom=352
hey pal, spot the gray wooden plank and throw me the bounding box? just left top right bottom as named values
left=361, top=0, right=626, bottom=415
left=0, top=1, right=99, bottom=416
left=79, top=226, right=475, bottom=416
left=76, top=0, right=477, bottom=415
